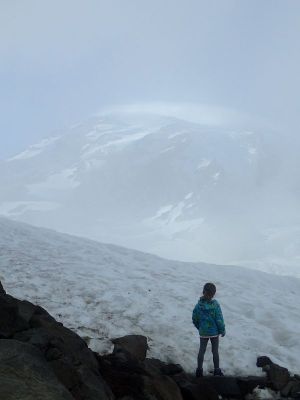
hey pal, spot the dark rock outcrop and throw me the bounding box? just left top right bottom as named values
left=0, top=281, right=114, bottom=400
left=237, top=376, right=269, bottom=397
left=0, top=280, right=5, bottom=295
left=202, top=376, right=242, bottom=398
left=0, top=280, right=299, bottom=400
left=175, top=378, right=219, bottom=400
left=0, top=294, right=29, bottom=337
left=112, top=335, right=148, bottom=361
left=0, top=339, right=73, bottom=400
left=280, top=377, right=300, bottom=398
left=98, top=346, right=184, bottom=400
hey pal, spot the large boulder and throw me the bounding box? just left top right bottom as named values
left=203, top=376, right=242, bottom=398
left=237, top=376, right=268, bottom=397
left=0, top=284, right=114, bottom=400
left=98, top=342, right=184, bottom=400
left=175, top=380, right=219, bottom=400
left=0, top=294, right=29, bottom=337
left=143, top=374, right=183, bottom=400
left=142, top=358, right=183, bottom=377
left=14, top=307, right=115, bottom=400
left=0, top=339, right=73, bottom=400
left=97, top=355, right=146, bottom=399
left=112, top=335, right=148, bottom=361
left=281, top=378, right=300, bottom=398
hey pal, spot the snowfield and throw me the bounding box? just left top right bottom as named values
left=0, top=217, right=299, bottom=376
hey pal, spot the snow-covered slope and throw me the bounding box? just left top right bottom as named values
left=0, top=111, right=299, bottom=273
left=1, top=217, right=299, bottom=376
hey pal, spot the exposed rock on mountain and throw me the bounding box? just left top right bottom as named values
left=1, top=112, right=299, bottom=270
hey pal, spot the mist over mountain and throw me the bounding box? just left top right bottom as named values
left=1, top=110, right=299, bottom=275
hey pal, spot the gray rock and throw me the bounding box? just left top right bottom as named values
left=179, top=381, right=219, bottom=400
left=290, top=382, right=300, bottom=398
left=237, top=376, right=268, bottom=396
left=3, top=294, right=38, bottom=323
left=281, top=380, right=300, bottom=398
left=142, top=358, right=183, bottom=377
left=143, top=374, right=183, bottom=400
left=0, top=295, right=29, bottom=337
left=0, top=280, right=5, bottom=295
left=118, top=397, right=135, bottom=400
left=77, top=364, right=116, bottom=400
left=0, top=339, right=73, bottom=400
left=112, top=335, right=148, bottom=361
left=204, top=376, right=242, bottom=398
left=8, top=293, right=114, bottom=400
left=17, top=299, right=39, bottom=322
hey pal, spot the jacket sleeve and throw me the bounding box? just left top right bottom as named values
left=215, top=302, right=225, bottom=335
left=192, top=303, right=200, bottom=330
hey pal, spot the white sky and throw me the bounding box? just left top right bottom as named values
left=1, top=0, right=300, bottom=158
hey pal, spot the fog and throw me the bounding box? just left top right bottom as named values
left=0, top=1, right=299, bottom=273
left=1, top=0, right=300, bottom=158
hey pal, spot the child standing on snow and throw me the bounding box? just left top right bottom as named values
left=192, top=282, right=225, bottom=377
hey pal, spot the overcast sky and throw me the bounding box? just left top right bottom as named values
left=1, top=0, right=300, bottom=159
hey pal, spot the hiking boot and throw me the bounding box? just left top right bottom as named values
left=196, top=367, right=203, bottom=377
left=214, top=368, right=224, bottom=376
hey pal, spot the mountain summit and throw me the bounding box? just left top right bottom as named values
left=0, top=111, right=299, bottom=271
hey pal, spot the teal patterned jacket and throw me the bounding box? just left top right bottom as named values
left=192, top=297, right=225, bottom=337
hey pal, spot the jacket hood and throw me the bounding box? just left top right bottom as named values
left=199, top=296, right=215, bottom=304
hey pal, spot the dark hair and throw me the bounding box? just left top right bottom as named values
left=203, top=282, right=216, bottom=296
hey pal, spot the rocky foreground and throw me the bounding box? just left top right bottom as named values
left=0, top=280, right=299, bottom=400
